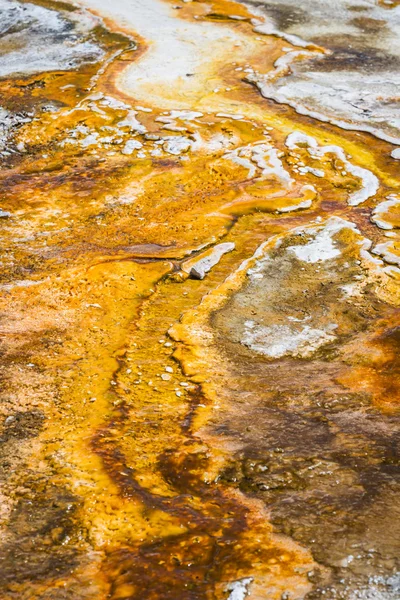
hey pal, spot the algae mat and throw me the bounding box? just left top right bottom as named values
left=0, top=0, right=399, bottom=598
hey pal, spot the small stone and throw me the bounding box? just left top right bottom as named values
left=184, top=242, right=235, bottom=280
left=189, top=267, right=203, bottom=280
left=165, top=366, right=173, bottom=373
left=169, top=270, right=189, bottom=283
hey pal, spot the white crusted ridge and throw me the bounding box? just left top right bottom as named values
left=285, top=132, right=379, bottom=206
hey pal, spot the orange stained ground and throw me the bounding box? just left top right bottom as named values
left=0, top=0, right=399, bottom=598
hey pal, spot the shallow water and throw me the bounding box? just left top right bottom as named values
left=0, top=0, right=399, bottom=598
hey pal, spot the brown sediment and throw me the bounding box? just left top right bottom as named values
left=0, top=0, right=399, bottom=598
left=91, top=391, right=313, bottom=599
left=85, top=245, right=318, bottom=599
left=171, top=217, right=400, bottom=596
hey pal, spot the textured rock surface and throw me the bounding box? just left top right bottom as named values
left=0, top=0, right=398, bottom=599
